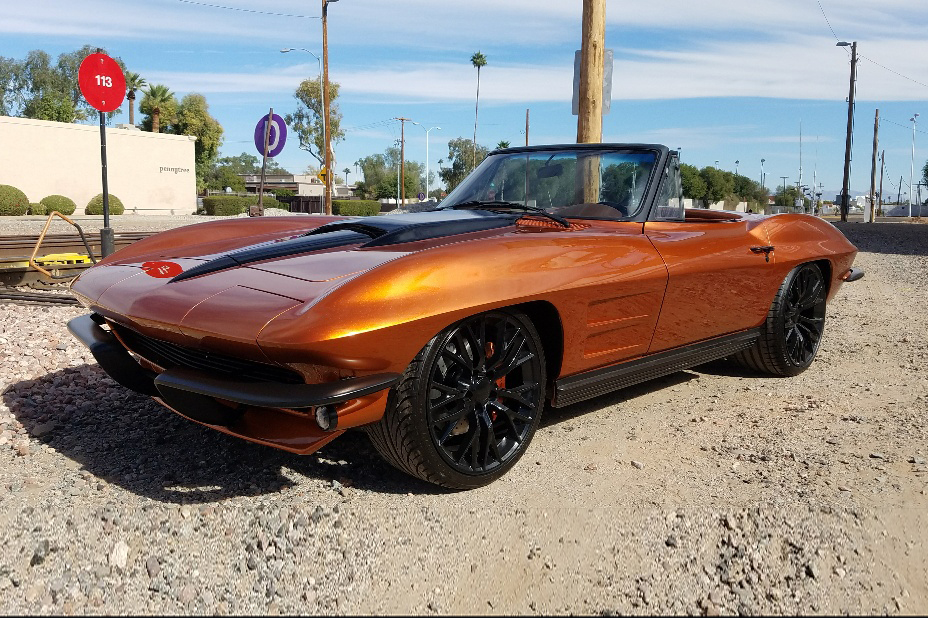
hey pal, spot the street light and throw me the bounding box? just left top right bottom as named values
left=909, top=113, right=919, bottom=218
left=836, top=41, right=858, bottom=222
left=280, top=48, right=325, bottom=165
left=413, top=123, right=441, bottom=199
left=760, top=158, right=766, bottom=192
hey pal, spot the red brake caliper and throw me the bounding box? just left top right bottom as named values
left=485, top=341, right=504, bottom=421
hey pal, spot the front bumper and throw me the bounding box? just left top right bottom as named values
left=67, top=313, right=400, bottom=451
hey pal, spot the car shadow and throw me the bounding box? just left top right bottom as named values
left=2, top=366, right=444, bottom=504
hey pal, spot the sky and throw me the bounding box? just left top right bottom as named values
left=4, top=0, right=928, bottom=199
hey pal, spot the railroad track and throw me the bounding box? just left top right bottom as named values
left=0, top=231, right=154, bottom=287
left=0, top=290, right=79, bottom=306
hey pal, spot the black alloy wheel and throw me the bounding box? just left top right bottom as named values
left=781, top=263, right=826, bottom=366
left=732, top=262, right=827, bottom=377
left=367, top=309, right=546, bottom=489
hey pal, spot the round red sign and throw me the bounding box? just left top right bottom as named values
left=78, top=53, right=126, bottom=113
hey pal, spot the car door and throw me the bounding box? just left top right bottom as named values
left=643, top=160, right=778, bottom=353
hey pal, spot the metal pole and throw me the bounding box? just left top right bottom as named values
left=254, top=107, right=273, bottom=217
left=525, top=108, right=530, bottom=146
left=780, top=176, right=788, bottom=212
left=909, top=113, right=919, bottom=218
left=869, top=109, right=879, bottom=223
left=98, top=110, right=114, bottom=257
left=878, top=150, right=885, bottom=218
left=839, top=41, right=857, bottom=222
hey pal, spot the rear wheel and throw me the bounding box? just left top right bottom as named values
left=368, top=309, right=546, bottom=489
left=733, top=262, right=827, bottom=376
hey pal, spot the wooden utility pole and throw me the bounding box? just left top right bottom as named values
left=322, top=0, right=337, bottom=216
left=576, top=0, right=606, bottom=144
left=839, top=41, right=857, bottom=222
left=869, top=109, right=879, bottom=223
left=395, top=117, right=412, bottom=208
left=254, top=107, right=273, bottom=217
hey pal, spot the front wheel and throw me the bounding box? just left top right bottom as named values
left=732, top=262, right=827, bottom=376
left=367, top=309, right=546, bottom=489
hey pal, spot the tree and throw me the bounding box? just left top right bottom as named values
left=124, top=72, right=146, bottom=126
left=470, top=51, right=487, bottom=167
left=354, top=147, right=424, bottom=199
left=343, top=167, right=352, bottom=185
left=172, top=94, right=224, bottom=192
left=774, top=185, right=810, bottom=211
left=31, top=90, right=76, bottom=123
left=496, top=140, right=510, bottom=149
left=205, top=167, right=245, bottom=192
left=0, top=46, right=126, bottom=123
left=205, top=152, right=289, bottom=192
left=439, top=137, right=489, bottom=193
left=680, top=163, right=707, bottom=204
left=700, top=166, right=734, bottom=207
left=139, top=84, right=177, bottom=133
left=284, top=77, right=345, bottom=164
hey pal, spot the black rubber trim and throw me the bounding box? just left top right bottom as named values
left=67, top=314, right=159, bottom=396
left=169, top=229, right=369, bottom=283
left=552, top=329, right=761, bottom=408
left=843, top=268, right=864, bottom=282
left=153, top=367, right=401, bottom=409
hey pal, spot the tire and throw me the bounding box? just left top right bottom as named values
left=367, top=309, right=546, bottom=489
left=733, top=262, right=827, bottom=376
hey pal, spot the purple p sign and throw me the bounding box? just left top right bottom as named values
left=254, top=113, right=287, bottom=158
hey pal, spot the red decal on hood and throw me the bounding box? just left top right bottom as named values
left=141, top=261, right=183, bottom=278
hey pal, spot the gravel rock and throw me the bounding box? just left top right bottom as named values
left=1, top=219, right=926, bottom=614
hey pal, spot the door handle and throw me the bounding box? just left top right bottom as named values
left=750, top=246, right=775, bottom=262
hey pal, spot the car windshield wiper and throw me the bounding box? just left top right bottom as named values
left=443, top=200, right=571, bottom=228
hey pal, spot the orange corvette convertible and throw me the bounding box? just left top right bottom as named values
left=67, top=144, right=862, bottom=488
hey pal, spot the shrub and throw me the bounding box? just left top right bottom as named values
left=0, top=185, right=29, bottom=216
left=85, top=193, right=124, bottom=215
left=40, top=194, right=77, bottom=216
left=271, top=188, right=294, bottom=199
left=333, top=200, right=380, bottom=217
left=202, top=196, right=248, bottom=216
left=29, top=202, right=47, bottom=215
left=201, top=195, right=282, bottom=216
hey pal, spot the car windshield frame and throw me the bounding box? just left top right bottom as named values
left=439, top=144, right=668, bottom=223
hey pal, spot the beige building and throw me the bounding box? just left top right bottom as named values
left=0, top=116, right=196, bottom=215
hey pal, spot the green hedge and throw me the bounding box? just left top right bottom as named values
left=333, top=200, right=380, bottom=217
left=29, top=202, right=47, bottom=215
left=85, top=193, right=124, bottom=215
left=40, top=194, right=77, bottom=216
left=0, top=185, right=29, bottom=216
left=202, top=195, right=281, bottom=216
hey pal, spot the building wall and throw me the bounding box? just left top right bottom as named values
left=0, top=116, right=196, bottom=215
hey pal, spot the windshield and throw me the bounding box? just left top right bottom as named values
left=440, top=147, right=658, bottom=220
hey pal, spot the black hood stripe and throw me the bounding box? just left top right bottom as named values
left=168, top=210, right=517, bottom=284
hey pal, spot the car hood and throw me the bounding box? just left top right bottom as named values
left=69, top=210, right=520, bottom=352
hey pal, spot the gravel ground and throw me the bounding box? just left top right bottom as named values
left=1, top=218, right=926, bottom=615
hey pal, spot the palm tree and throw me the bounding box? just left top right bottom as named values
left=124, top=72, right=146, bottom=127
left=470, top=51, right=487, bottom=167
left=144, top=84, right=174, bottom=133
left=343, top=167, right=352, bottom=185
left=496, top=140, right=510, bottom=149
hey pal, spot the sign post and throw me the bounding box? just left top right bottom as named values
left=253, top=112, right=287, bottom=217
left=78, top=52, right=126, bottom=257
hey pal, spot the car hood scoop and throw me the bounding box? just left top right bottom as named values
left=169, top=209, right=516, bottom=283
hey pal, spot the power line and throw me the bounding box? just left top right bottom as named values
left=880, top=117, right=928, bottom=137
left=175, top=0, right=319, bottom=19
left=818, top=1, right=928, bottom=92
left=858, top=55, right=928, bottom=91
